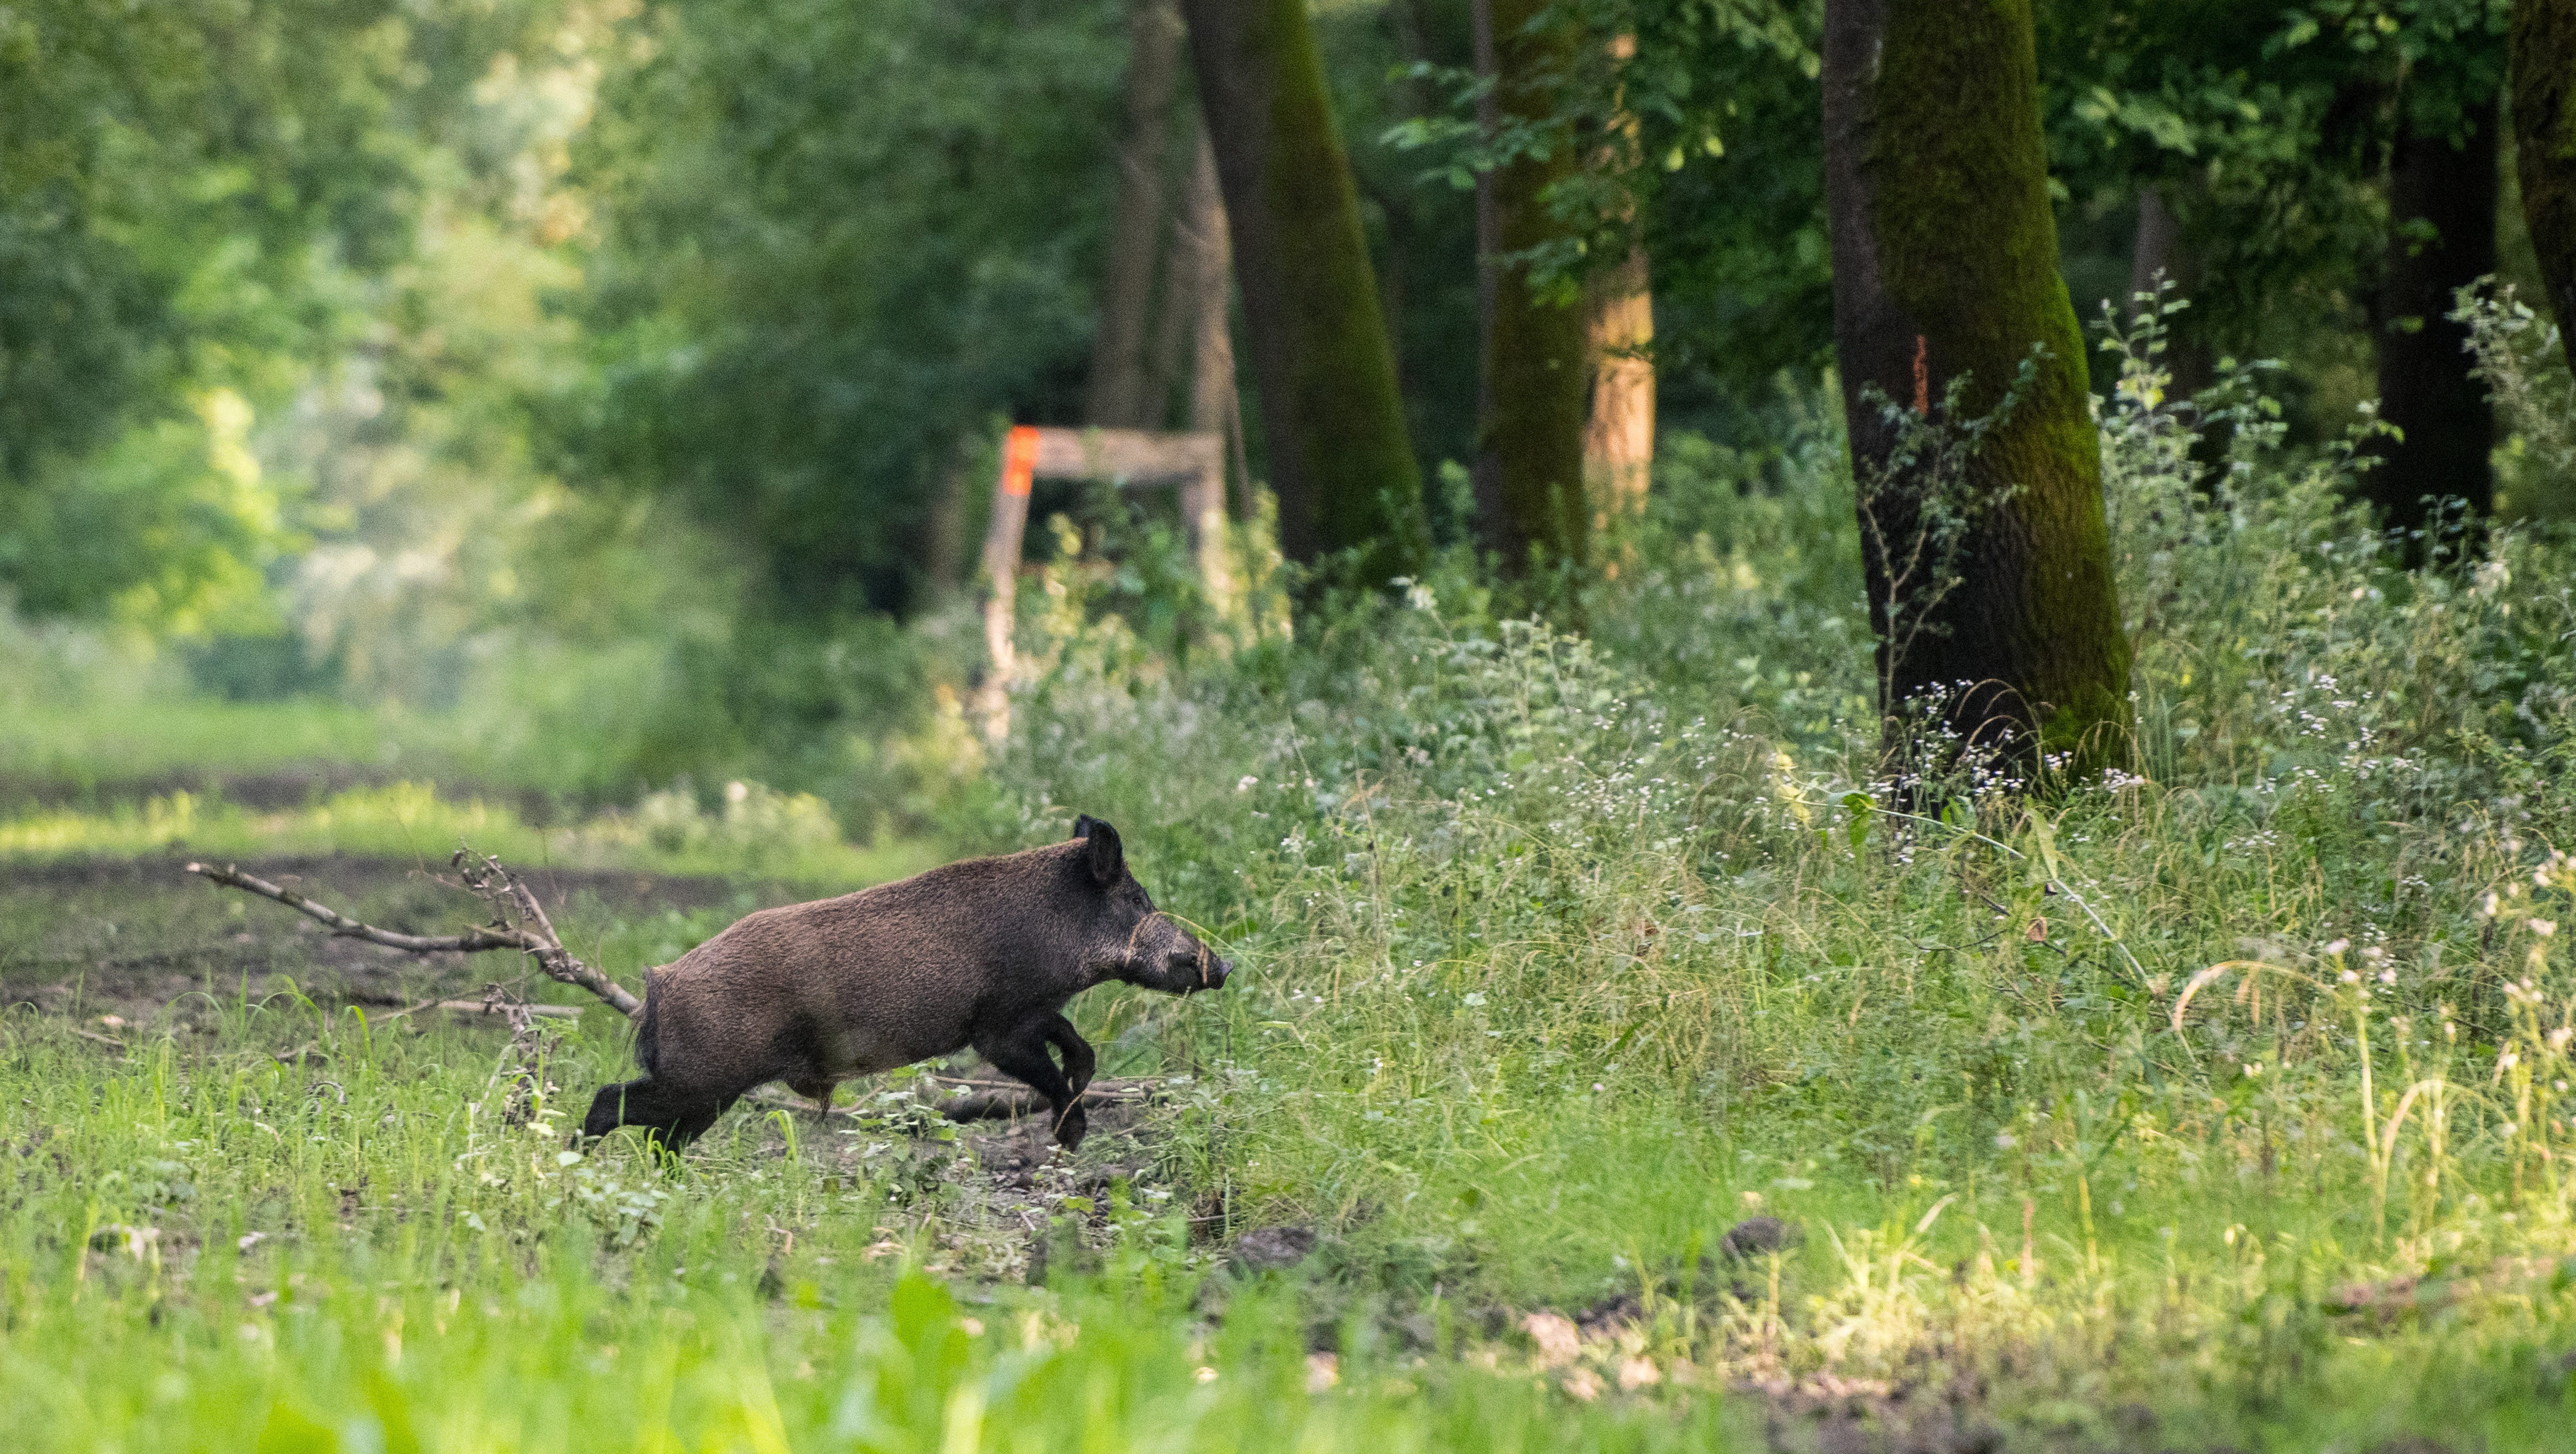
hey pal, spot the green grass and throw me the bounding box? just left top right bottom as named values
left=11, top=337, right=2576, bottom=1448
left=0, top=695, right=404, bottom=794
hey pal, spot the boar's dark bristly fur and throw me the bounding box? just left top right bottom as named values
left=581, top=816, right=1227, bottom=1154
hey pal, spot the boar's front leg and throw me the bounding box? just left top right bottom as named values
left=977, top=1015, right=1089, bottom=1150
left=1043, top=1013, right=1095, bottom=1098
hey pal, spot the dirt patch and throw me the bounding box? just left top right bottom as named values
left=0, top=852, right=747, bottom=1029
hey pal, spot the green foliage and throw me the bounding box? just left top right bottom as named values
left=0, top=0, right=565, bottom=628
left=566, top=0, right=1129, bottom=618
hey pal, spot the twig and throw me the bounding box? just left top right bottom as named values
left=430, top=999, right=583, bottom=1021
left=69, top=1028, right=128, bottom=1054
left=184, top=860, right=641, bottom=1019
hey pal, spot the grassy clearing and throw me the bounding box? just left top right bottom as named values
left=0, top=695, right=403, bottom=797
left=12, top=332, right=2576, bottom=1448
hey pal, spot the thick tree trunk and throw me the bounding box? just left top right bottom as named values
left=1472, top=0, right=1589, bottom=578
left=1821, top=0, right=2133, bottom=777
left=2370, top=95, right=2500, bottom=540
left=1178, top=0, right=1427, bottom=581
left=2514, top=0, right=2576, bottom=376
left=1584, top=248, right=1654, bottom=520
left=2128, top=186, right=2212, bottom=401
left=1088, top=0, right=1188, bottom=429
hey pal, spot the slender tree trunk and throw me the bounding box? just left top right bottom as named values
left=2370, top=95, right=2499, bottom=540
left=1473, top=0, right=1589, bottom=578
left=1584, top=248, right=1654, bottom=519
left=2128, top=186, right=2212, bottom=400
left=1087, top=0, right=1187, bottom=428
left=1821, top=0, right=2133, bottom=777
left=1178, top=0, right=1427, bottom=580
left=1145, top=180, right=1194, bottom=429
left=2514, top=0, right=2576, bottom=376
left=1584, top=35, right=1653, bottom=523
left=1469, top=0, right=1505, bottom=551
left=1179, top=129, right=1246, bottom=510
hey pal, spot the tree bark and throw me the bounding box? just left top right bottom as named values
left=1583, top=247, right=1654, bottom=519
left=2128, top=186, right=2213, bottom=401
left=2370, top=96, right=2500, bottom=539
left=1822, top=0, right=2133, bottom=777
left=2514, top=0, right=2576, bottom=377
left=1089, top=0, right=1188, bottom=429
left=1178, top=130, right=1246, bottom=511
left=1178, top=0, right=1427, bottom=581
left=1469, top=0, right=1504, bottom=554
left=1583, top=34, right=1653, bottom=523
left=1472, top=0, right=1590, bottom=579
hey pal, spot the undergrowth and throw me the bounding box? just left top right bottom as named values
left=12, top=305, right=2576, bottom=1445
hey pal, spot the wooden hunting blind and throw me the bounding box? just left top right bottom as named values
left=978, top=424, right=1232, bottom=738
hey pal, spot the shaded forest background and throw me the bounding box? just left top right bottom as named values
left=3, top=0, right=2565, bottom=824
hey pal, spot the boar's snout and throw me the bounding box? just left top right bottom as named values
left=1132, top=924, right=1229, bottom=994
left=1165, top=946, right=1232, bottom=993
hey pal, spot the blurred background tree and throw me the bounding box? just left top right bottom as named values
left=4, top=0, right=2569, bottom=818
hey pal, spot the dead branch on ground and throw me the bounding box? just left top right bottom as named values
left=184, top=854, right=641, bottom=1019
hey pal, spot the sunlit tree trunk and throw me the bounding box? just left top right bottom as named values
left=1821, top=0, right=2134, bottom=778
left=1583, top=247, right=1654, bottom=520
left=1179, top=0, right=1426, bottom=580
left=1087, top=0, right=1187, bottom=428
left=2370, top=95, right=2499, bottom=540
left=2515, top=0, right=2576, bottom=376
left=1584, top=35, right=1653, bottom=524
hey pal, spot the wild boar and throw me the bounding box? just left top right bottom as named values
left=582, top=815, right=1228, bottom=1153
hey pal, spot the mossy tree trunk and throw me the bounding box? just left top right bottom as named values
left=1179, top=0, right=1427, bottom=582
left=2369, top=95, right=2499, bottom=540
left=1471, top=0, right=1590, bottom=581
left=1821, top=0, right=2133, bottom=778
left=2515, top=0, right=2576, bottom=376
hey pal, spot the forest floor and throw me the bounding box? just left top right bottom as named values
left=6, top=812, right=2568, bottom=1453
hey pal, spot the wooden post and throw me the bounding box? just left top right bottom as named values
left=976, top=425, right=1230, bottom=741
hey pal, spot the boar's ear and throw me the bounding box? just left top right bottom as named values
left=1072, top=813, right=1101, bottom=841
left=1080, top=817, right=1124, bottom=886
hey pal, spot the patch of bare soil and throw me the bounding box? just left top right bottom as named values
left=0, top=852, right=740, bottom=1030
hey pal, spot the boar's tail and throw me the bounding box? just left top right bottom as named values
left=634, top=969, right=663, bottom=1077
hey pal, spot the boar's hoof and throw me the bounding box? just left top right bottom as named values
left=1051, top=1103, right=1089, bottom=1150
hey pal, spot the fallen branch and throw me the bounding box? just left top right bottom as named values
left=184, top=857, right=641, bottom=1019
left=428, top=999, right=584, bottom=1021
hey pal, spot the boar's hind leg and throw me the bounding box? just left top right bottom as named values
left=583, top=1076, right=736, bottom=1153
left=978, top=1019, right=1088, bottom=1151
left=1044, top=1014, right=1096, bottom=1097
